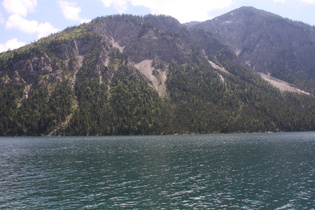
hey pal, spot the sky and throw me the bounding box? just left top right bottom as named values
left=1, top=0, right=315, bottom=53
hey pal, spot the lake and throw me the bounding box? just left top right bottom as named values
left=0, top=132, right=314, bottom=209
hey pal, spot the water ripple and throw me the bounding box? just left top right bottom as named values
left=0, top=133, right=314, bottom=209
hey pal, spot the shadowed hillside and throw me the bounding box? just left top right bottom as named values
left=1, top=12, right=315, bottom=136
left=188, top=6, right=315, bottom=93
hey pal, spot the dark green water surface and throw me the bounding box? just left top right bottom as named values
left=0, top=132, right=314, bottom=209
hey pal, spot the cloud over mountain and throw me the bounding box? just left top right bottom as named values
left=99, top=0, right=232, bottom=22
left=58, top=0, right=90, bottom=23
left=2, top=0, right=59, bottom=42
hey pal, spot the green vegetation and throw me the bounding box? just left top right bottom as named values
left=164, top=61, right=315, bottom=134
left=0, top=81, right=74, bottom=135
left=64, top=48, right=167, bottom=135
left=1, top=14, right=315, bottom=136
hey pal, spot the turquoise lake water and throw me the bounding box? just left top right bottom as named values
left=0, top=132, right=314, bottom=209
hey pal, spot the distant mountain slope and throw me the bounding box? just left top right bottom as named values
left=1, top=13, right=315, bottom=136
left=189, top=6, right=315, bottom=93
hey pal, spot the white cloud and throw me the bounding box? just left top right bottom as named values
left=0, top=38, right=26, bottom=52
left=300, top=0, right=315, bottom=3
left=2, top=0, right=37, bottom=17
left=58, top=1, right=81, bottom=21
left=0, top=13, right=4, bottom=24
left=80, top=18, right=91, bottom=24
left=99, top=0, right=232, bottom=22
left=58, top=1, right=91, bottom=23
left=2, top=0, right=59, bottom=39
left=137, top=0, right=232, bottom=22
left=99, top=0, right=129, bottom=13
left=36, top=21, right=60, bottom=38
left=6, top=14, right=59, bottom=38
left=275, top=0, right=315, bottom=4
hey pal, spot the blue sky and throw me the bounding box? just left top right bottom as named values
left=1, top=0, right=315, bottom=52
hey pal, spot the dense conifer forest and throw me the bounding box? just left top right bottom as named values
left=1, top=9, right=315, bottom=136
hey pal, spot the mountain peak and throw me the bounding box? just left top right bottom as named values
left=212, top=6, right=281, bottom=24
left=191, top=7, right=315, bottom=93
left=1, top=10, right=315, bottom=136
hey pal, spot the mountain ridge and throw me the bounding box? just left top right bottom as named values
left=1, top=9, right=315, bottom=136
left=188, top=6, right=315, bottom=94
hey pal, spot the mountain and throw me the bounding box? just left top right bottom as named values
left=188, top=6, right=315, bottom=93
left=1, top=12, right=315, bottom=136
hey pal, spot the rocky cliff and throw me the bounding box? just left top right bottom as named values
left=1, top=12, right=315, bottom=136
left=188, top=6, right=315, bottom=93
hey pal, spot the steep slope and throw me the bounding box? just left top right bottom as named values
left=190, top=6, right=315, bottom=94
left=1, top=14, right=315, bottom=136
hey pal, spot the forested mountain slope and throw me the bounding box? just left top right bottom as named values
left=1, top=12, right=315, bottom=136
left=189, top=6, right=315, bottom=94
